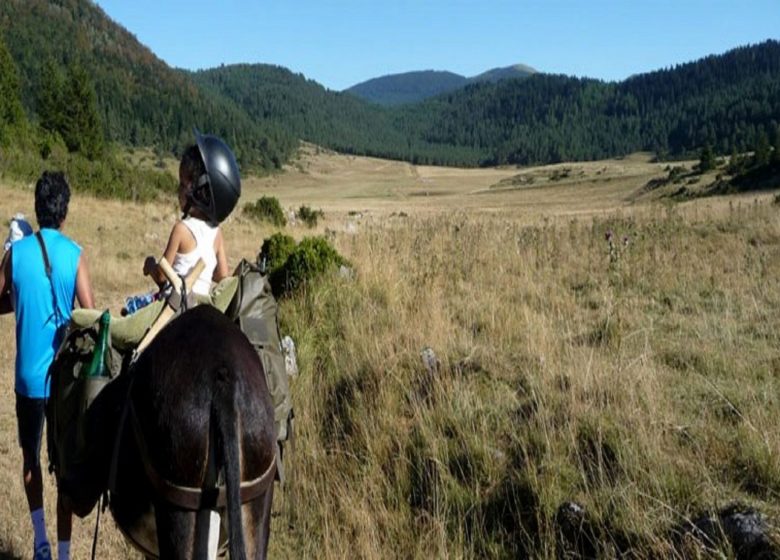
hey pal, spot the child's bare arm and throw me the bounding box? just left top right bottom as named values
left=144, top=223, right=186, bottom=286
left=213, top=230, right=229, bottom=282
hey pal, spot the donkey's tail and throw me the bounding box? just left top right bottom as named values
left=213, top=366, right=247, bottom=560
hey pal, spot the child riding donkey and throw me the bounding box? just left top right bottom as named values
left=128, top=130, right=239, bottom=314
left=52, top=130, right=291, bottom=502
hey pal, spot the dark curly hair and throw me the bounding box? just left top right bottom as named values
left=35, top=171, right=70, bottom=229
left=180, top=144, right=206, bottom=182
left=180, top=144, right=212, bottom=209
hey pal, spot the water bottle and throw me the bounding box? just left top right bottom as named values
left=82, top=311, right=111, bottom=378
left=122, top=291, right=156, bottom=316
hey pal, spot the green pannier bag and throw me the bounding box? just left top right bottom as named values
left=227, top=259, right=293, bottom=445
left=46, top=321, right=126, bottom=517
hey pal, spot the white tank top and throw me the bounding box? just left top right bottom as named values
left=172, top=217, right=219, bottom=296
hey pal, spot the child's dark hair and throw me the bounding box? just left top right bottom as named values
left=35, top=171, right=70, bottom=229
left=180, top=144, right=211, bottom=207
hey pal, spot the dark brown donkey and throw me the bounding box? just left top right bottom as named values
left=93, top=305, right=276, bottom=559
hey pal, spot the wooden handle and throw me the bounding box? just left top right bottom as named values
left=184, top=259, right=206, bottom=291
left=157, top=257, right=206, bottom=292
left=157, top=257, right=181, bottom=290
left=135, top=257, right=207, bottom=357
left=135, top=306, right=175, bottom=354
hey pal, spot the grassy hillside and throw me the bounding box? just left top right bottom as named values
left=281, top=200, right=780, bottom=558
left=0, top=151, right=778, bottom=558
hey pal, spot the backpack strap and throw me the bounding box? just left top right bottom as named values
left=35, top=231, right=52, bottom=277
left=35, top=231, right=65, bottom=328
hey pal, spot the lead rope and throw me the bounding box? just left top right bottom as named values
left=90, top=495, right=103, bottom=560
left=179, top=274, right=189, bottom=312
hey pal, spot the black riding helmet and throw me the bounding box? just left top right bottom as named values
left=187, top=129, right=241, bottom=225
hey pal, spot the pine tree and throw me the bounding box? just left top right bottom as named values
left=753, top=131, right=771, bottom=167
left=61, top=61, right=104, bottom=159
left=0, top=38, right=25, bottom=145
left=37, top=58, right=66, bottom=135
left=698, top=143, right=715, bottom=172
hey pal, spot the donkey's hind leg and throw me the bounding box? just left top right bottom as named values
left=154, top=507, right=198, bottom=560
left=241, top=488, right=275, bottom=560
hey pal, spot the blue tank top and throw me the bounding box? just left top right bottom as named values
left=12, top=228, right=81, bottom=398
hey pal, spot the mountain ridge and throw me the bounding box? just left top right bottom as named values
left=344, top=64, right=537, bottom=106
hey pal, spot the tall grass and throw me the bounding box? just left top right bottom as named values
left=275, top=201, right=780, bottom=557
left=0, top=175, right=778, bottom=558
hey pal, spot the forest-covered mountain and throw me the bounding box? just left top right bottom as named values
left=191, top=64, right=482, bottom=165
left=345, top=64, right=536, bottom=106
left=190, top=64, right=406, bottom=157
left=0, top=0, right=297, bottom=170
left=395, top=41, right=780, bottom=165
left=345, top=70, right=468, bottom=106
left=0, top=0, right=778, bottom=174
left=469, top=64, right=537, bottom=84
left=201, top=41, right=780, bottom=166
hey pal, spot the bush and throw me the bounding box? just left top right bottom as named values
left=260, top=234, right=348, bottom=297
left=282, top=236, right=345, bottom=293
left=258, top=232, right=296, bottom=274
left=296, top=204, right=324, bottom=228
left=244, top=195, right=287, bottom=227
left=0, top=136, right=174, bottom=202
left=668, top=165, right=687, bottom=182
left=60, top=151, right=174, bottom=201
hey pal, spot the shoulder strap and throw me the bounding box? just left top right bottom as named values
left=35, top=231, right=64, bottom=326
left=35, top=231, right=53, bottom=278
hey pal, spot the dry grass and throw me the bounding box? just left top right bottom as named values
left=0, top=150, right=778, bottom=558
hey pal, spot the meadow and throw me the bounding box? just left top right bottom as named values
left=0, top=147, right=778, bottom=558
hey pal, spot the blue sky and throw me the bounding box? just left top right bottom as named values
left=94, top=1, right=779, bottom=91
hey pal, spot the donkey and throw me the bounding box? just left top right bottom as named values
left=104, top=304, right=277, bottom=559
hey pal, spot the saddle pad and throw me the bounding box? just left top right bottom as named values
left=70, top=277, right=239, bottom=351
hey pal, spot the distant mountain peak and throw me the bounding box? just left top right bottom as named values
left=510, top=63, right=537, bottom=74
left=345, top=63, right=536, bottom=106
left=344, top=70, right=468, bottom=106
left=467, top=64, right=536, bottom=84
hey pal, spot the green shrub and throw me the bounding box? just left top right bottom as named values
left=258, top=232, right=296, bottom=274
left=0, top=137, right=174, bottom=202
left=668, top=165, right=687, bottom=182
left=262, top=235, right=348, bottom=297
left=59, top=151, right=174, bottom=201
left=244, top=195, right=287, bottom=227
left=296, top=204, right=324, bottom=228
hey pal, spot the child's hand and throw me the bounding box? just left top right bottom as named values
left=143, top=256, right=157, bottom=276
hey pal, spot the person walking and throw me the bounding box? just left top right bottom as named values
left=0, top=171, right=95, bottom=560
